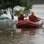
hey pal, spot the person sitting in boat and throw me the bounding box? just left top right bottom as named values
left=18, top=14, right=24, bottom=21
left=29, top=12, right=40, bottom=22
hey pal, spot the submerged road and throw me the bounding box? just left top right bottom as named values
left=0, top=28, right=44, bottom=44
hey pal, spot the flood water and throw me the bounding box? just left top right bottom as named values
left=0, top=28, right=44, bottom=44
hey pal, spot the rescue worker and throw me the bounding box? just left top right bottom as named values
left=18, top=14, right=24, bottom=21
left=29, top=12, right=40, bottom=22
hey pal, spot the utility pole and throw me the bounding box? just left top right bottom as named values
left=11, top=0, right=14, bottom=19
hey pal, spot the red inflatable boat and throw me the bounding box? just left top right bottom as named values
left=16, top=12, right=43, bottom=28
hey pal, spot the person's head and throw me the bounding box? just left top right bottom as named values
left=31, top=9, right=36, bottom=15
left=20, top=14, right=23, bottom=16
left=32, top=12, right=34, bottom=16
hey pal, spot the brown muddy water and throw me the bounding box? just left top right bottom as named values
left=0, top=28, right=44, bottom=44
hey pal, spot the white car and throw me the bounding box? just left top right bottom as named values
left=0, top=16, right=15, bottom=31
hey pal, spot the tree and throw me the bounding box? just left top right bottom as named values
left=18, top=0, right=34, bottom=10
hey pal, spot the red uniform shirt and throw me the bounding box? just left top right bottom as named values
left=18, top=15, right=24, bottom=21
left=29, top=14, right=40, bottom=22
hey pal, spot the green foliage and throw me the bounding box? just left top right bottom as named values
left=0, top=0, right=33, bottom=10
left=25, top=4, right=32, bottom=10
left=19, top=0, right=33, bottom=10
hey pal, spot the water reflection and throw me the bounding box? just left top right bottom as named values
left=0, top=28, right=44, bottom=44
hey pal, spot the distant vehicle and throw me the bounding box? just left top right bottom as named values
left=0, top=16, right=17, bottom=31
left=0, top=16, right=11, bottom=30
